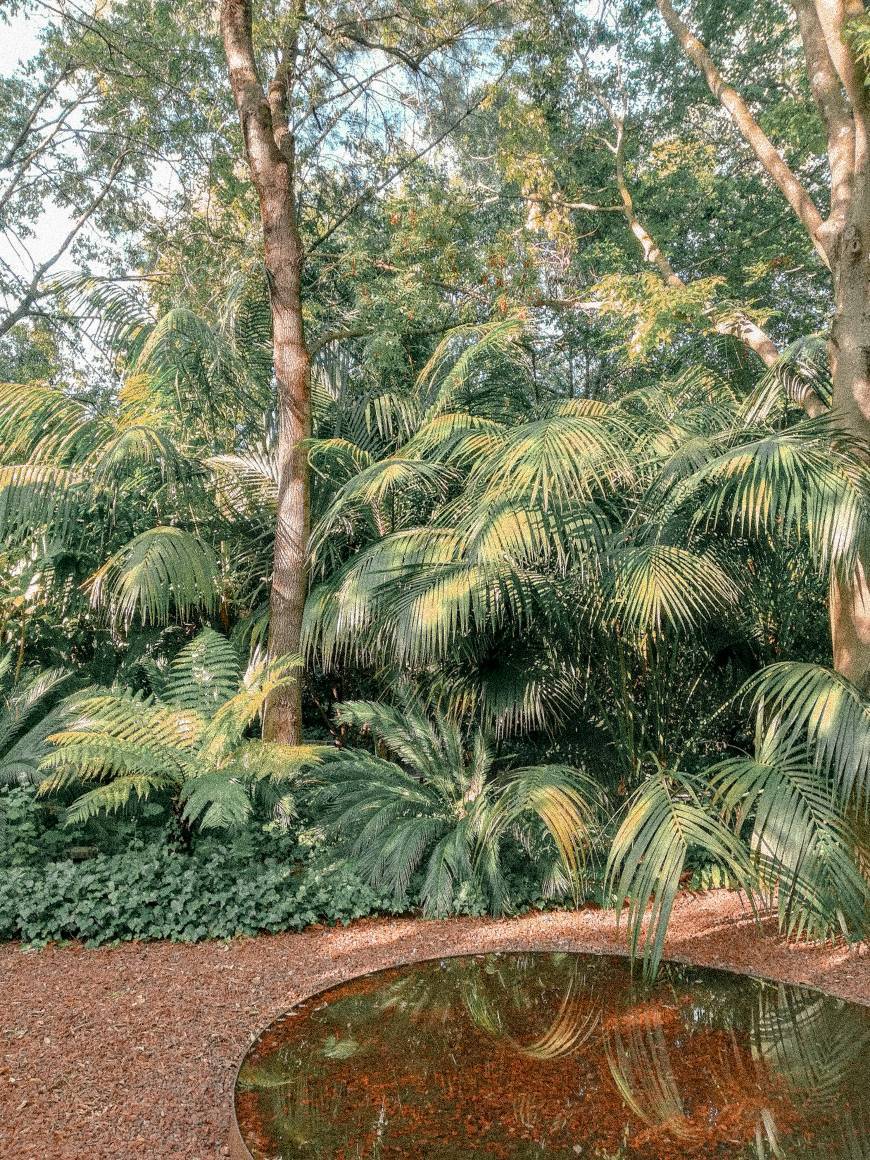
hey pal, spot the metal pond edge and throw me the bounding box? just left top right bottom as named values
left=227, top=938, right=870, bottom=1159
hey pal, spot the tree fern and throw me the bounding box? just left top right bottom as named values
left=39, top=630, right=327, bottom=829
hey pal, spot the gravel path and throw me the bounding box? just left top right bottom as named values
left=1, top=890, right=868, bottom=1159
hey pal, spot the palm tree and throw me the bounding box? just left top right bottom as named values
left=305, top=321, right=870, bottom=968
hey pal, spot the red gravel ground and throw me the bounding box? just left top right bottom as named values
left=1, top=890, right=868, bottom=1160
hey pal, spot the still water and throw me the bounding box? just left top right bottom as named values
left=235, top=952, right=869, bottom=1158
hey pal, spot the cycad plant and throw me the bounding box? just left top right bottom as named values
left=312, top=695, right=600, bottom=915
left=38, top=629, right=326, bottom=830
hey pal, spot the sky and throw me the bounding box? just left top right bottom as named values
left=1, top=7, right=76, bottom=279
left=0, top=9, right=43, bottom=73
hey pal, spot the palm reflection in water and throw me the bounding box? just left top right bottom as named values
left=236, top=953, right=870, bottom=1159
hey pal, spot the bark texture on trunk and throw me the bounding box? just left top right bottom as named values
left=221, top=0, right=310, bottom=742
left=657, top=0, right=870, bottom=687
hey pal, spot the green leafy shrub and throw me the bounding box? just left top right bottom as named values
left=0, top=841, right=395, bottom=947
left=39, top=628, right=329, bottom=830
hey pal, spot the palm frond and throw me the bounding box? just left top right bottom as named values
left=712, top=728, right=868, bottom=941
left=742, top=662, right=870, bottom=814
left=606, top=765, right=754, bottom=977
left=86, top=527, right=220, bottom=626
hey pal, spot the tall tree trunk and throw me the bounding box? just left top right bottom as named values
left=221, top=0, right=309, bottom=742
left=828, top=186, right=870, bottom=691
left=656, top=0, right=870, bottom=687
left=263, top=185, right=310, bottom=742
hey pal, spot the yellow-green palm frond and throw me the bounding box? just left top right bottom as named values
left=470, top=408, right=631, bottom=510
left=485, top=764, right=600, bottom=901
left=712, top=728, right=868, bottom=942
left=606, top=765, right=754, bottom=978
left=742, top=662, right=870, bottom=814
left=0, top=380, right=105, bottom=464
left=0, top=463, right=85, bottom=545
left=605, top=544, right=740, bottom=635
left=398, top=411, right=506, bottom=462
left=86, top=526, right=220, bottom=627
left=415, top=313, right=529, bottom=423
left=677, top=419, right=870, bottom=574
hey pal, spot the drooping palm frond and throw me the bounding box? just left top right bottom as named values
left=712, top=726, right=868, bottom=942
left=481, top=763, right=600, bottom=903
left=606, top=764, right=754, bottom=978
left=742, top=661, right=870, bottom=814
left=0, top=380, right=106, bottom=464
left=676, top=418, right=870, bottom=574
left=53, top=272, right=153, bottom=358
left=0, top=464, right=85, bottom=546
left=86, top=526, right=220, bottom=626
left=468, top=403, right=630, bottom=511
left=741, top=334, right=831, bottom=424
left=415, top=314, right=530, bottom=423
left=604, top=543, right=740, bottom=636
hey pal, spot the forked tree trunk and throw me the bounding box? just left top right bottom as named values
left=221, top=0, right=309, bottom=742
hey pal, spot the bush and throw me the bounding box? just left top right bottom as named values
left=0, top=841, right=396, bottom=947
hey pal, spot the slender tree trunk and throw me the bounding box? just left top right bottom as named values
left=828, top=184, right=870, bottom=691
left=267, top=271, right=311, bottom=742
left=221, top=0, right=309, bottom=742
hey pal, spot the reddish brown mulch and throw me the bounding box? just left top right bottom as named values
left=1, top=890, right=867, bottom=1160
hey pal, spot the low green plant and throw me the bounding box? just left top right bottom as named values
left=0, top=653, right=74, bottom=785
left=38, top=628, right=329, bottom=830
left=0, top=839, right=395, bottom=947
left=312, top=696, right=601, bottom=916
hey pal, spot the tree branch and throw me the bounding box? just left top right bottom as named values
left=0, top=150, right=127, bottom=339
left=307, top=69, right=507, bottom=253
left=656, top=0, right=829, bottom=266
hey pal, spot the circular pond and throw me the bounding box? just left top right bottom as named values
left=234, top=952, right=869, bottom=1158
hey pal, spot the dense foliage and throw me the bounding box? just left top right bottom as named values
left=1, top=0, right=869, bottom=972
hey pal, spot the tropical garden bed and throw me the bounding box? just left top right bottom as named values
left=2, top=0, right=870, bottom=1157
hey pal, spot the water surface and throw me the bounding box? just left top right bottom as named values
left=236, top=952, right=869, bottom=1158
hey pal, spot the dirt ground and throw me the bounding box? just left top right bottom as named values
left=1, top=890, right=868, bottom=1159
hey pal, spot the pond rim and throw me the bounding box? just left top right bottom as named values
left=227, top=937, right=870, bottom=1160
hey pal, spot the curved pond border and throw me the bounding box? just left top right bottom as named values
left=227, top=937, right=870, bottom=1159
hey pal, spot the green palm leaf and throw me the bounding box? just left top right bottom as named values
left=86, top=527, right=220, bottom=626
left=606, top=765, right=754, bottom=978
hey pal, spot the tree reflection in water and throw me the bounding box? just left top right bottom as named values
left=236, top=953, right=870, bottom=1159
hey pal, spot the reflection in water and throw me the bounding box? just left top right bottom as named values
left=236, top=953, right=870, bottom=1159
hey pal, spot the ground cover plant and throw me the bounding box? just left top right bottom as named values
left=0, top=0, right=868, bottom=978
